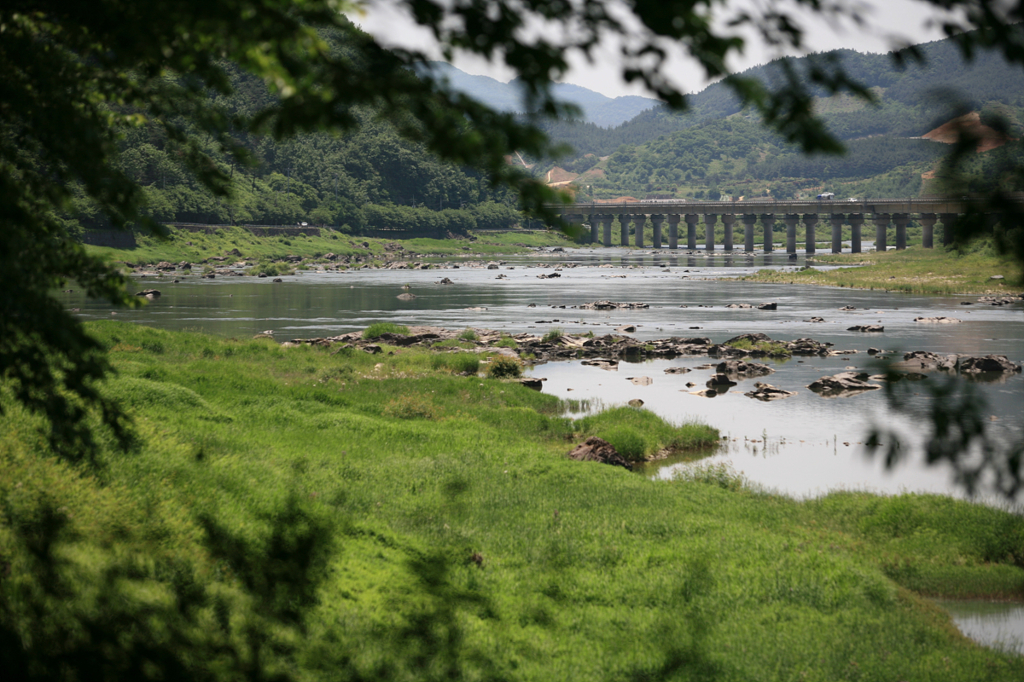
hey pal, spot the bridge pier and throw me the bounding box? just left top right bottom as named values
left=685, top=214, right=699, bottom=250
left=784, top=214, right=799, bottom=254
left=742, top=214, right=757, bottom=252
left=588, top=214, right=598, bottom=243
left=599, top=215, right=612, bottom=247
left=830, top=214, right=844, bottom=253
left=893, top=213, right=910, bottom=250
left=848, top=214, right=864, bottom=253
left=940, top=213, right=956, bottom=246
left=634, top=214, right=646, bottom=248
left=620, top=214, right=630, bottom=246
left=873, top=213, right=890, bottom=252
left=722, top=214, right=736, bottom=251
left=919, top=213, right=936, bottom=248
left=651, top=214, right=664, bottom=248
left=667, top=214, right=680, bottom=249
left=804, top=214, right=819, bottom=254
left=761, top=214, right=774, bottom=253
left=704, top=213, right=717, bottom=252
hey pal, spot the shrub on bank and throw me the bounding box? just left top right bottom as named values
left=486, top=355, right=523, bottom=378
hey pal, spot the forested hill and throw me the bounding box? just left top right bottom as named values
left=80, top=27, right=523, bottom=236
left=539, top=27, right=1024, bottom=160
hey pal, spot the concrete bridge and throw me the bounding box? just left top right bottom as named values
left=551, top=198, right=980, bottom=253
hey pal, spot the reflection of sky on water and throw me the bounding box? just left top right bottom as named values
left=937, top=601, right=1024, bottom=656
left=529, top=356, right=1022, bottom=503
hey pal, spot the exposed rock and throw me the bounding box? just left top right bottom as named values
left=867, top=348, right=882, bottom=355
left=839, top=305, right=857, bottom=311
left=272, top=277, right=282, bottom=282
left=226, top=248, right=243, bottom=257
left=914, top=317, right=961, bottom=324
left=253, top=332, right=274, bottom=340
left=726, top=303, right=754, bottom=309
left=958, top=355, right=1021, bottom=374
left=745, top=382, right=797, bottom=401
left=580, top=300, right=650, bottom=310
left=807, top=372, right=880, bottom=397
left=135, top=289, right=161, bottom=299
left=725, top=333, right=771, bottom=345
left=615, top=325, right=637, bottom=333
left=847, top=325, right=883, bottom=332
left=155, top=261, right=175, bottom=271
left=715, top=360, right=774, bottom=379
left=628, top=376, right=653, bottom=386
left=537, top=272, right=562, bottom=279
left=806, top=316, right=826, bottom=323
left=582, top=359, right=619, bottom=371
left=895, top=351, right=958, bottom=372
left=567, top=437, right=632, bottom=470
left=436, top=277, right=455, bottom=285
left=757, top=302, right=777, bottom=310
left=627, top=399, right=644, bottom=407
left=664, top=367, right=691, bottom=374
left=518, top=377, right=544, bottom=390
left=363, top=345, right=382, bottom=354
left=397, top=293, right=416, bottom=300
left=486, top=262, right=499, bottom=269
left=692, top=388, right=720, bottom=397
left=706, top=373, right=738, bottom=387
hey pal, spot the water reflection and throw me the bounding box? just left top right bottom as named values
left=937, top=600, right=1024, bottom=655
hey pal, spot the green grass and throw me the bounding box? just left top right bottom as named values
left=83, top=225, right=575, bottom=267
left=495, top=335, right=518, bottom=349
left=744, top=245, right=1024, bottom=295
left=541, top=327, right=564, bottom=343
left=362, top=322, right=410, bottom=339
left=2, top=322, right=1023, bottom=681
left=724, top=337, right=792, bottom=357
left=430, top=352, right=481, bottom=375
left=575, top=406, right=720, bottom=460
left=458, top=328, right=479, bottom=342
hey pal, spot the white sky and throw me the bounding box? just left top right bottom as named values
left=353, top=0, right=962, bottom=99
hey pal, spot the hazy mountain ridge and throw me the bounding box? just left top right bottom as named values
left=421, top=61, right=661, bottom=128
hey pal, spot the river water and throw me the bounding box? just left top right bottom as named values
left=68, top=247, right=1023, bottom=503
left=67, top=245, right=1024, bottom=651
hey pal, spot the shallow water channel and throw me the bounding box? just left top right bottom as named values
left=68, top=245, right=1024, bottom=651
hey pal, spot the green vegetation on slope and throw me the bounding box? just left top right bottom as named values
left=743, top=245, right=1024, bottom=295
left=2, top=322, right=1023, bottom=681
left=83, top=225, right=575, bottom=267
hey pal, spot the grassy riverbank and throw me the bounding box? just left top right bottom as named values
left=743, top=246, right=1024, bottom=295
left=2, top=322, right=1024, bottom=680
left=83, top=225, right=575, bottom=266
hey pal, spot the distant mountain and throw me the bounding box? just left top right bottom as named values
left=535, top=26, right=1024, bottom=159
left=419, top=61, right=661, bottom=128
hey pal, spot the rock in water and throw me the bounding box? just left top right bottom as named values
left=847, top=324, right=884, bottom=332
left=914, top=316, right=961, bottom=324
left=715, top=360, right=774, bottom=379
left=567, top=437, right=633, bottom=470
left=958, top=355, right=1021, bottom=374
left=745, top=382, right=797, bottom=401
left=807, top=372, right=880, bottom=397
